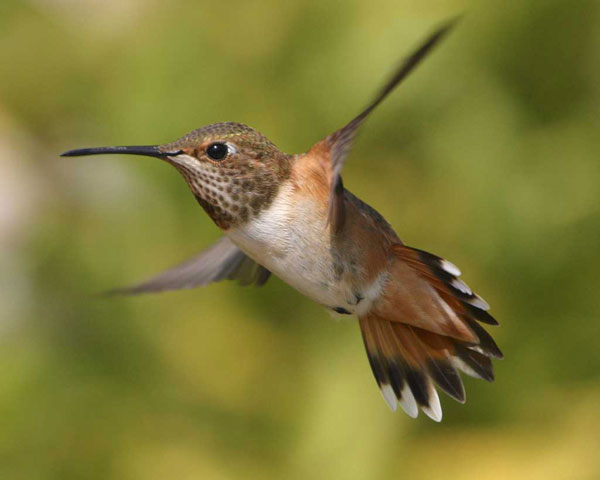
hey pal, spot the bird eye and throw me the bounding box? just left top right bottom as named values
left=206, top=142, right=229, bottom=161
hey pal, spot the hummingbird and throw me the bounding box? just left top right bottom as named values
left=62, top=21, right=502, bottom=422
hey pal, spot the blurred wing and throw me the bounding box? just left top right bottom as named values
left=326, top=20, right=456, bottom=233
left=110, top=236, right=270, bottom=295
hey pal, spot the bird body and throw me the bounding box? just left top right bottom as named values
left=62, top=21, right=502, bottom=422
left=228, top=146, right=392, bottom=316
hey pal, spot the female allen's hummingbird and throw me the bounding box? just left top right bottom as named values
left=62, top=21, right=502, bottom=422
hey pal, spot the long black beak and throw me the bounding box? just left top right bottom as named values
left=60, top=145, right=182, bottom=158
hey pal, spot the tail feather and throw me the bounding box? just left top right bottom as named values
left=426, top=358, right=465, bottom=403
left=463, top=317, right=503, bottom=359
left=464, top=302, right=498, bottom=326
left=453, top=344, right=495, bottom=381
left=395, top=324, right=466, bottom=404
left=392, top=245, right=499, bottom=329
left=390, top=245, right=502, bottom=356
left=361, top=316, right=468, bottom=421
left=360, top=244, right=501, bottom=421
left=361, top=317, right=420, bottom=418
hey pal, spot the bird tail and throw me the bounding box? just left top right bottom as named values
left=359, top=244, right=502, bottom=421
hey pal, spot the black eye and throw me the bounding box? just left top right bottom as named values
left=206, top=142, right=229, bottom=161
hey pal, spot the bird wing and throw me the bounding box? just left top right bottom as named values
left=326, top=20, right=456, bottom=233
left=109, top=236, right=270, bottom=295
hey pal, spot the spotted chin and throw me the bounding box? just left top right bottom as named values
left=172, top=154, right=284, bottom=230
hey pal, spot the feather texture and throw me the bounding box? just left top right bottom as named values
left=360, top=243, right=501, bottom=420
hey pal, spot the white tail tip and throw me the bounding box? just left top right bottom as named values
left=381, top=384, right=398, bottom=411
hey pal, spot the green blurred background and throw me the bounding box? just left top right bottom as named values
left=1, top=0, right=599, bottom=478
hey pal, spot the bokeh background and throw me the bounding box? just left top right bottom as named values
left=2, top=0, right=600, bottom=479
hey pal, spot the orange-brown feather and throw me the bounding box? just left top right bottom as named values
left=359, top=243, right=501, bottom=415
left=372, top=258, right=478, bottom=343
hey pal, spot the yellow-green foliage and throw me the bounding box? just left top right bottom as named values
left=1, top=1, right=599, bottom=479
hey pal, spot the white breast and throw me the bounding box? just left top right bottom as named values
left=227, top=182, right=363, bottom=311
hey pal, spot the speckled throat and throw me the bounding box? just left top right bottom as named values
left=159, top=122, right=293, bottom=230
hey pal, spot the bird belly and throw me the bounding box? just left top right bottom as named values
left=227, top=184, right=382, bottom=314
